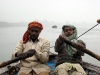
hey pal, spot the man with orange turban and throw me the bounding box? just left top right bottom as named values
left=12, top=21, right=50, bottom=75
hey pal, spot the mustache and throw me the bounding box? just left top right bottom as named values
left=30, top=34, right=36, bottom=36
left=30, top=34, right=36, bottom=37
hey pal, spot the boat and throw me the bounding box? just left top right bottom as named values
left=48, top=53, right=100, bottom=75
left=0, top=52, right=100, bottom=75
left=52, top=25, right=57, bottom=28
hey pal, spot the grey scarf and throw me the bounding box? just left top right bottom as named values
left=62, top=25, right=78, bottom=56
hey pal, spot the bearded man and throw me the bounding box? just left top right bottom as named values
left=12, top=21, right=50, bottom=75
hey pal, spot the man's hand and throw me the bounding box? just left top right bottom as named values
left=58, top=34, right=66, bottom=43
left=15, top=52, right=27, bottom=59
left=26, top=49, right=36, bottom=57
left=15, top=49, right=36, bottom=59
left=77, top=43, right=84, bottom=48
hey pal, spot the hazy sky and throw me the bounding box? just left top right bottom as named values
left=0, top=0, right=100, bottom=23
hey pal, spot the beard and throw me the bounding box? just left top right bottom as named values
left=30, top=35, right=39, bottom=41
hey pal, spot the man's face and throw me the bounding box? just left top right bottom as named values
left=64, top=27, right=74, bottom=37
left=29, top=27, right=41, bottom=40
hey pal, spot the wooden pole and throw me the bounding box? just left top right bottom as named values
left=64, top=39, right=100, bottom=61
left=0, top=50, right=35, bottom=68
left=0, top=57, right=20, bottom=68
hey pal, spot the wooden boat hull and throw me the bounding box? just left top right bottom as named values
left=0, top=53, right=100, bottom=75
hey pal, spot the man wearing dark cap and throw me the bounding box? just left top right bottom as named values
left=12, top=21, right=50, bottom=75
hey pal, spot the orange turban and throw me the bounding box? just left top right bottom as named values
left=23, top=21, right=43, bottom=43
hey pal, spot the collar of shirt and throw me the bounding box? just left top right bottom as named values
left=29, top=37, right=40, bottom=43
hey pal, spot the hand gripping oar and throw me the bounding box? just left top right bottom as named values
left=0, top=50, right=35, bottom=68
left=64, top=39, right=100, bottom=61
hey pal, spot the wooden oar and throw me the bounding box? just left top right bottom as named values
left=64, top=19, right=100, bottom=60
left=64, top=39, right=100, bottom=61
left=0, top=57, right=20, bottom=68
left=0, top=50, right=35, bottom=68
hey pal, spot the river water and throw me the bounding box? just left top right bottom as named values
left=0, top=26, right=100, bottom=66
